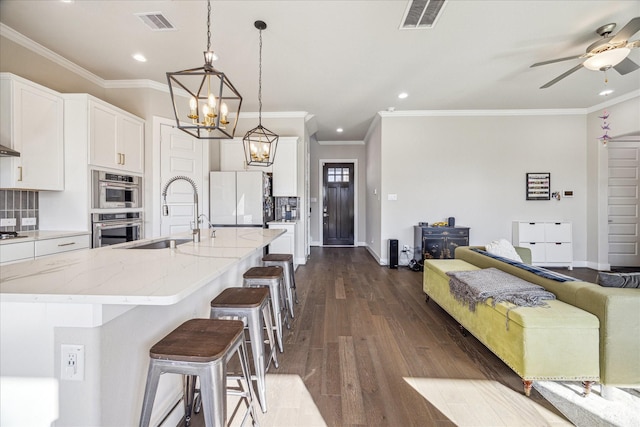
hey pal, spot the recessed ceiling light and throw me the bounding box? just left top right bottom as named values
left=599, top=89, right=614, bottom=96
left=336, top=128, right=343, bottom=133
left=132, top=53, right=147, bottom=62
left=398, top=92, right=408, bottom=99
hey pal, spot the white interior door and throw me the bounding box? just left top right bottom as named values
left=608, top=141, right=640, bottom=267
left=160, top=124, right=206, bottom=236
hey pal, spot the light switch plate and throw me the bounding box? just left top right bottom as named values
left=0, top=218, right=17, bottom=226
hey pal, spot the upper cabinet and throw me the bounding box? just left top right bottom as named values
left=220, top=139, right=272, bottom=172
left=272, top=137, right=299, bottom=196
left=0, top=73, right=64, bottom=190
left=89, top=98, right=144, bottom=174
left=220, top=137, right=299, bottom=196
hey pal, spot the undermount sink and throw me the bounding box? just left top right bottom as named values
left=126, top=238, right=191, bottom=250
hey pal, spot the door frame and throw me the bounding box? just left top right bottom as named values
left=318, top=158, right=358, bottom=247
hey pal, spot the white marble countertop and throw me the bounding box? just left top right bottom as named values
left=267, top=220, right=299, bottom=224
left=0, top=228, right=283, bottom=305
left=0, top=230, right=91, bottom=245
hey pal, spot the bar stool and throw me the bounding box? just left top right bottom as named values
left=210, top=287, right=278, bottom=413
left=139, top=319, right=258, bottom=427
left=262, top=253, right=298, bottom=319
left=243, top=266, right=287, bottom=353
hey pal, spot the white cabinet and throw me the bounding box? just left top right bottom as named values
left=35, top=234, right=90, bottom=258
left=0, top=234, right=91, bottom=265
left=89, top=98, right=144, bottom=174
left=268, top=222, right=296, bottom=263
left=0, top=73, right=64, bottom=190
left=272, top=137, right=298, bottom=196
left=512, top=221, right=573, bottom=269
left=0, top=241, right=34, bottom=265
left=220, top=139, right=272, bottom=172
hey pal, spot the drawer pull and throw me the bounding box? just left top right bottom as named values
left=57, top=242, right=76, bottom=247
left=17, top=166, right=23, bottom=181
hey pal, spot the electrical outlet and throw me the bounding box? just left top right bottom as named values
left=61, top=344, right=85, bottom=381
left=22, top=217, right=37, bottom=226
left=0, top=218, right=17, bottom=227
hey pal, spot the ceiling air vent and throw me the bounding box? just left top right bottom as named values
left=401, top=0, right=447, bottom=29
left=135, top=12, right=176, bottom=31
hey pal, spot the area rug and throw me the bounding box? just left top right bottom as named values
left=533, top=381, right=640, bottom=427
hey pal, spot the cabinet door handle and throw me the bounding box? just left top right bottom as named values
left=17, top=166, right=23, bottom=181
left=122, top=153, right=125, bottom=165
left=57, top=242, right=76, bottom=247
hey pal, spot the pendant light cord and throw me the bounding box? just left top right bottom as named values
left=206, top=0, right=212, bottom=52
left=258, top=27, right=263, bottom=126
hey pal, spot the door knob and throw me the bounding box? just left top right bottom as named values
left=323, top=213, right=329, bottom=218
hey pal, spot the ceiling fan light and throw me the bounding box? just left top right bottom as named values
left=583, top=48, right=630, bottom=71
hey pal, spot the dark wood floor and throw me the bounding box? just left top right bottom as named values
left=191, top=247, right=574, bottom=426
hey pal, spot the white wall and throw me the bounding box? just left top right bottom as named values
left=365, top=118, right=383, bottom=260
left=369, top=111, right=589, bottom=265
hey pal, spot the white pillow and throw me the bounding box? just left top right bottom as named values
left=485, top=238, right=523, bottom=262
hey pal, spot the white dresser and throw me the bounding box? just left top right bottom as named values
left=512, top=221, right=573, bottom=269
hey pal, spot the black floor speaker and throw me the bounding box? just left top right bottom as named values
left=389, top=239, right=398, bottom=269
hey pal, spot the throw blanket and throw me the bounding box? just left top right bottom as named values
left=447, top=268, right=556, bottom=313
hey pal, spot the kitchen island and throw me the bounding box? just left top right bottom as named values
left=0, top=227, right=284, bottom=427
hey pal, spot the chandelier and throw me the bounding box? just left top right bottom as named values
left=166, top=0, right=242, bottom=139
left=243, top=20, right=279, bottom=166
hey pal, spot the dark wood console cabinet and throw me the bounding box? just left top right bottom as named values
left=413, top=225, right=470, bottom=260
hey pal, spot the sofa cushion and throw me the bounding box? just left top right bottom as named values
left=597, top=272, right=640, bottom=289
left=470, top=248, right=578, bottom=282
left=485, top=238, right=523, bottom=262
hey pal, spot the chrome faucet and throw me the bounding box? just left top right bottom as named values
left=198, top=214, right=216, bottom=238
left=161, top=176, right=200, bottom=243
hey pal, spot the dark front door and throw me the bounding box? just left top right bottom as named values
left=323, top=163, right=354, bottom=246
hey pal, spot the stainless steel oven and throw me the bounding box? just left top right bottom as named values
left=92, top=212, right=143, bottom=248
left=93, top=170, right=141, bottom=209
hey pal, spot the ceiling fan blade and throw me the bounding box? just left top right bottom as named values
left=614, top=57, right=640, bottom=75
left=539, top=63, right=584, bottom=88
left=530, top=55, right=582, bottom=67
left=611, top=17, right=640, bottom=44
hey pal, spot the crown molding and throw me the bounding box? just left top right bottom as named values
left=103, top=79, right=169, bottom=92
left=1, top=23, right=106, bottom=88
left=317, top=140, right=365, bottom=146
left=238, top=111, right=309, bottom=119
left=587, top=90, right=640, bottom=113
left=378, top=108, right=587, bottom=117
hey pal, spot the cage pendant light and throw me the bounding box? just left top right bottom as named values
left=166, top=0, right=242, bottom=139
left=243, top=20, right=279, bottom=166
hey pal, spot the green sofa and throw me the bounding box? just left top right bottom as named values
left=454, top=246, right=640, bottom=389
left=423, top=255, right=600, bottom=396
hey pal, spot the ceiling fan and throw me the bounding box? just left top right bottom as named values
left=531, top=16, right=640, bottom=89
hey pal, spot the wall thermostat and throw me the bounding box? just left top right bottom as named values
left=563, top=190, right=574, bottom=198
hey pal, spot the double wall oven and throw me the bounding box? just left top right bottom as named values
left=92, top=171, right=143, bottom=248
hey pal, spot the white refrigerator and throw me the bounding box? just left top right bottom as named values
left=210, top=171, right=273, bottom=227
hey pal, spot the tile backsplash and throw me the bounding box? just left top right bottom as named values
left=275, top=197, right=299, bottom=221
left=0, top=189, right=39, bottom=232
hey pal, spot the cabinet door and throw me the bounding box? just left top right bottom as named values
left=272, top=138, right=298, bottom=196
left=220, top=139, right=273, bottom=172
left=119, top=115, right=144, bottom=174
left=423, top=237, right=445, bottom=260
left=0, top=79, right=64, bottom=190
left=89, top=101, right=119, bottom=169
left=0, top=241, right=34, bottom=265
left=269, top=232, right=294, bottom=255
left=544, top=222, right=571, bottom=242
left=446, top=236, right=469, bottom=259
left=516, top=222, right=545, bottom=242
left=520, top=242, right=545, bottom=263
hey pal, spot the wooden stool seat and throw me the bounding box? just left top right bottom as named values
left=243, top=266, right=283, bottom=280
left=150, top=319, right=243, bottom=363
left=211, top=287, right=269, bottom=309
left=262, top=253, right=292, bottom=263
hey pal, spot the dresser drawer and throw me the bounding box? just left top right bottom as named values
left=35, top=234, right=90, bottom=257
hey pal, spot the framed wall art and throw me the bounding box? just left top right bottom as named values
left=526, top=173, right=550, bottom=200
